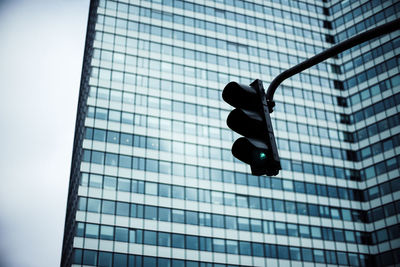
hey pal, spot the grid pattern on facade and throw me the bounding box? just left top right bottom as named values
left=61, top=0, right=400, bottom=266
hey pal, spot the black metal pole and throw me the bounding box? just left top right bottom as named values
left=265, top=18, right=400, bottom=112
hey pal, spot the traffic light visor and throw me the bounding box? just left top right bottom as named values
left=222, top=82, right=260, bottom=109
left=232, top=137, right=279, bottom=176
left=231, top=137, right=269, bottom=165
left=227, top=109, right=266, bottom=139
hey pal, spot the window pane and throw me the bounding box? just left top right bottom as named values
left=83, top=250, right=97, bottom=265
left=144, top=206, right=157, bottom=220
left=98, top=251, right=112, bottom=267
left=186, top=235, right=199, bottom=250
left=100, top=225, right=114, bottom=240
left=239, top=241, right=251, bottom=255
left=85, top=224, right=99, bottom=239
left=172, top=234, right=184, bottom=248
left=115, top=227, right=128, bottom=242
left=113, top=253, right=127, bottom=267
left=158, top=232, right=171, bottom=247
left=159, top=207, right=171, bottom=222
left=143, top=230, right=157, bottom=245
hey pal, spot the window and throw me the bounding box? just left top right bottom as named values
left=252, top=243, right=264, bottom=257
left=143, top=256, right=156, bottom=266
left=200, top=237, right=212, bottom=251
left=299, top=225, right=310, bottom=238
left=314, top=249, right=325, bottom=263
left=239, top=241, right=251, bottom=255
left=334, top=229, right=345, bottom=242
left=249, top=197, right=260, bottom=209
left=85, top=224, right=99, bottom=239
left=145, top=206, right=157, bottom=220
left=224, top=193, right=235, bottom=206
left=275, top=222, right=286, bottom=235
left=294, top=181, right=305, bottom=193
left=311, top=227, right=322, bottom=239
left=212, top=214, right=224, bottom=228
left=277, top=245, right=289, bottom=260
left=105, top=153, right=117, bottom=166
left=113, top=254, right=127, bottom=267
left=89, top=174, right=102, bottom=188
left=172, top=234, right=185, bottom=248
left=337, top=252, right=348, bottom=265
left=273, top=199, right=284, bottom=212
left=237, top=195, right=248, bottom=208
left=91, top=151, right=104, bottom=165
left=186, top=235, right=199, bottom=250
left=226, top=240, right=238, bottom=254
left=145, top=182, right=158, bottom=196
left=290, top=247, right=301, bottom=261
left=83, top=250, right=97, bottom=265
left=211, top=191, right=223, bottom=205
left=306, top=183, right=316, bottom=195
left=250, top=219, right=262, bottom=232
left=172, top=185, right=184, bottom=199
left=158, top=232, right=170, bottom=247
left=271, top=178, right=283, bottom=190
left=116, top=202, right=129, bottom=217
left=238, top=217, right=249, bottom=231
left=159, top=207, right=171, bottom=222
left=287, top=223, right=299, bottom=237
left=93, top=129, right=106, bottom=142
left=185, top=211, right=198, bottom=225
left=172, top=209, right=184, bottom=223
left=302, top=248, right=313, bottom=262
left=159, top=184, right=171, bottom=198
left=76, top=223, right=85, bottom=237
left=87, top=198, right=101, bottom=213
left=115, top=227, right=128, bottom=242
left=98, top=251, right=112, bottom=266
left=225, top=216, right=237, bottom=230
left=144, top=230, right=157, bottom=245
left=213, top=239, right=225, bottom=253
left=117, top=178, right=130, bottom=192
left=264, top=244, right=276, bottom=258
left=119, top=155, right=131, bottom=169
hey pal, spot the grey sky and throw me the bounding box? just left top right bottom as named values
left=0, top=0, right=89, bottom=266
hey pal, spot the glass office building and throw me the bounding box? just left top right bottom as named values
left=61, top=0, right=400, bottom=266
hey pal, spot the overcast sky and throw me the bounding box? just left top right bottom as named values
left=0, top=0, right=89, bottom=266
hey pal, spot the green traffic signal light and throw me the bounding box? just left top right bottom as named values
left=259, top=152, right=266, bottom=160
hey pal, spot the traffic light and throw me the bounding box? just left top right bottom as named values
left=222, top=79, right=281, bottom=176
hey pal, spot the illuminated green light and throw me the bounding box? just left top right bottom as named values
left=259, top=152, right=266, bottom=160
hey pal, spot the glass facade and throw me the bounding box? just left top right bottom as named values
left=61, top=0, right=400, bottom=266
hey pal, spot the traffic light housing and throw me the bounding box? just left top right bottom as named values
left=222, top=79, right=281, bottom=176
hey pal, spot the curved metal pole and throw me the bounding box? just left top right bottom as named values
left=265, top=18, right=400, bottom=112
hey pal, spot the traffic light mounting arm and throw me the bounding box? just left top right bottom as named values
left=222, top=19, right=399, bottom=176
left=265, top=18, right=400, bottom=113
